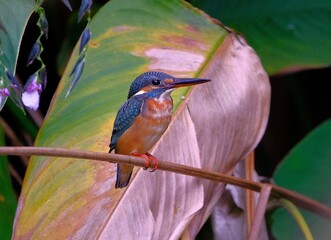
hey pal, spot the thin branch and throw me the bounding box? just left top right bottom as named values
left=9, top=164, right=23, bottom=185
left=245, top=152, right=255, bottom=234
left=0, top=146, right=330, bottom=221
left=26, top=107, right=44, bottom=128
left=0, top=118, right=30, bottom=165
left=248, top=185, right=272, bottom=240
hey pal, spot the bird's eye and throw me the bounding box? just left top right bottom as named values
left=152, top=79, right=161, bottom=85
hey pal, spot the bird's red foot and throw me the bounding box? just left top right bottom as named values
left=132, top=152, right=159, bottom=172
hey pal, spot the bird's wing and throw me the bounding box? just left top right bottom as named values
left=109, top=95, right=145, bottom=152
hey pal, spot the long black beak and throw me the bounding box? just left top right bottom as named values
left=169, top=77, right=211, bottom=88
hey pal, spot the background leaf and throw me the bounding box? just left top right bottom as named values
left=0, top=125, right=17, bottom=240
left=0, top=1, right=36, bottom=238
left=0, top=0, right=35, bottom=71
left=191, top=0, right=331, bottom=74
left=13, top=0, right=270, bottom=239
left=0, top=0, right=35, bottom=110
left=271, top=119, right=331, bottom=239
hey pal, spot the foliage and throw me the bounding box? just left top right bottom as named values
left=271, top=120, right=331, bottom=239
left=0, top=126, right=16, bottom=239
left=191, top=0, right=331, bottom=75
left=0, top=0, right=330, bottom=239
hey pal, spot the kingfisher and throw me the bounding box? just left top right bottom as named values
left=109, top=71, right=211, bottom=188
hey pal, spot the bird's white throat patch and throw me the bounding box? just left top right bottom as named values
left=158, top=89, right=173, bottom=101
left=133, top=89, right=147, bottom=96
left=133, top=88, right=173, bottom=101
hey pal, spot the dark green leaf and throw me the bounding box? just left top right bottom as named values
left=272, top=120, right=331, bottom=239
left=0, top=0, right=37, bottom=112
left=191, top=0, right=331, bottom=74
left=0, top=126, right=17, bottom=240
left=0, top=0, right=36, bottom=72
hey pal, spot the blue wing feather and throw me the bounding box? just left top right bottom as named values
left=109, top=95, right=145, bottom=152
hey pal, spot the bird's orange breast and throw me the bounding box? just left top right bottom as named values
left=116, top=98, right=173, bottom=154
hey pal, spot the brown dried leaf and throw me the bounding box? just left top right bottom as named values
left=90, top=34, right=271, bottom=239
left=211, top=162, right=269, bottom=240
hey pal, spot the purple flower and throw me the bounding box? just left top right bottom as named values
left=6, top=70, right=23, bottom=92
left=40, top=14, right=49, bottom=39
left=0, top=87, right=10, bottom=111
left=22, top=74, right=43, bottom=110
left=40, top=67, right=47, bottom=89
left=78, top=0, right=92, bottom=22
left=61, top=0, right=72, bottom=11
left=25, top=82, right=42, bottom=93
left=66, top=56, right=85, bottom=97
left=0, top=88, right=10, bottom=97
left=79, top=27, right=91, bottom=53
left=27, top=42, right=41, bottom=66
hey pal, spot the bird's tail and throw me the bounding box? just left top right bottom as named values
left=115, top=163, right=133, bottom=188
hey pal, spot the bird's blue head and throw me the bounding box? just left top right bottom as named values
left=127, top=71, right=211, bottom=99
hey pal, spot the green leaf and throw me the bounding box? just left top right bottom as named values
left=0, top=0, right=36, bottom=71
left=271, top=120, right=331, bottom=239
left=191, top=0, right=331, bottom=74
left=0, top=126, right=17, bottom=240
left=14, top=0, right=271, bottom=238
left=0, top=0, right=36, bottom=110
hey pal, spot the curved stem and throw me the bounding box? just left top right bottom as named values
left=245, top=152, right=255, bottom=234
left=278, top=199, right=314, bottom=240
